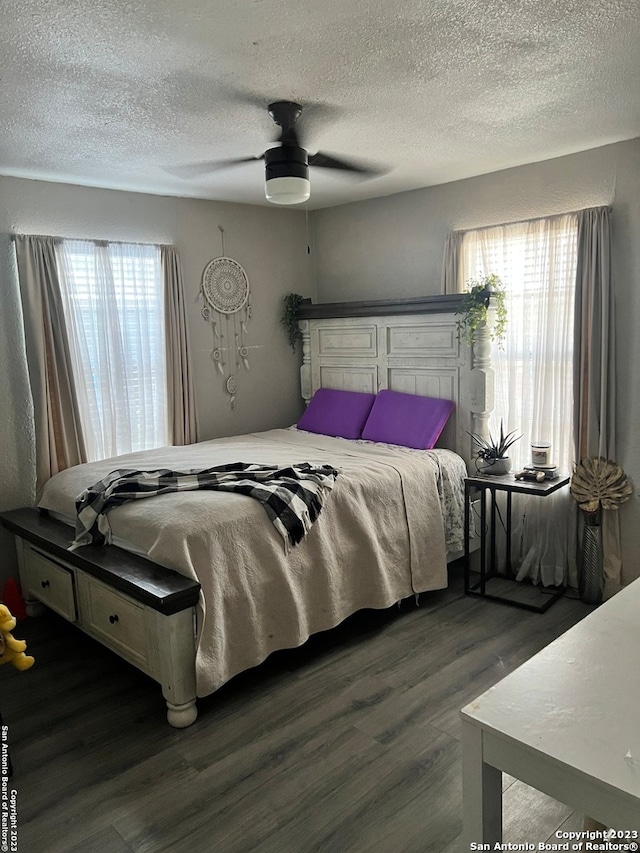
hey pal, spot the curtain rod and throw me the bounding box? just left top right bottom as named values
left=9, top=233, right=174, bottom=249
left=449, top=204, right=611, bottom=236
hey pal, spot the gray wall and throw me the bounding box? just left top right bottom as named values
left=0, top=177, right=314, bottom=583
left=313, top=137, right=640, bottom=584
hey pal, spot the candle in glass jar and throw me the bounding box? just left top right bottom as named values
left=531, top=442, right=552, bottom=468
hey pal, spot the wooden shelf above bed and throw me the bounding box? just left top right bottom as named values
left=296, top=294, right=466, bottom=320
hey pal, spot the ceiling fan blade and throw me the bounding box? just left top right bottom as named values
left=165, top=156, right=263, bottom=179
left=308, top=151, right=385, bottom=176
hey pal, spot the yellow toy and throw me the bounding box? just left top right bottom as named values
left=0, top=604, right=34, bottom=671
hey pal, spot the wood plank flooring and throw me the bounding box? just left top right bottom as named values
left=1, top=563, right=594, bottom=853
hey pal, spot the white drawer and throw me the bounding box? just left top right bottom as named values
left=23, top=546, right=77, bottom=621
left=77, top=574, right=150, bottom=668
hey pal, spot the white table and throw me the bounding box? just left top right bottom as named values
left=461, top=579, right=640, bottom=844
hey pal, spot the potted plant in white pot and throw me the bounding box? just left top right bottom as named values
left=456, top=273, right=508, bottom=348
left=469, top=422, right=521, bottom=475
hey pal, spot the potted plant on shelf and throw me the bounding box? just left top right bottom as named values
left=469, top=421, right=521, bottom=475
left=456, top=273, right=508, bottom=348
left=280, top=292, right=305, bottom=351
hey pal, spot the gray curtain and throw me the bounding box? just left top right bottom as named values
left=14, top=235, right=86, bottom=497
left=161, top=246, right=197, bottom=445
left=574, top=207, right=615, bottom=460
left=441, top=230, right=464, bottom=293
left=573, top=206, right=621, bottom=598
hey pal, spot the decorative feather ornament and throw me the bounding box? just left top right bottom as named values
left=570, top=456, right=632, bottom=513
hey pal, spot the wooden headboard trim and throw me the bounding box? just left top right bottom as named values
left=296, top=294, right=465, bottom=320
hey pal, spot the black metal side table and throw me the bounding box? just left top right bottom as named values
left=464, top=472, right=570, bottom=612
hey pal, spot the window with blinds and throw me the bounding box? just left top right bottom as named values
left=55, top=239, right=167, bottom=461
left=460, top=214, right=578, bottom=474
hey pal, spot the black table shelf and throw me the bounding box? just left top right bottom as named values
left=464, top=472, right=570, bottom=612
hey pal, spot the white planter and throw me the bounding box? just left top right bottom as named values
left=478, top=456, right=511, bottom=475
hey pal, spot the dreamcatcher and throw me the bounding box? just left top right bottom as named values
left=199, top=227, right=252, bottom=408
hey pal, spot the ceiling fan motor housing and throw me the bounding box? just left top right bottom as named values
left=264, top=145, right=309, bottom=180
left=264, top=144, right=311, bottom=204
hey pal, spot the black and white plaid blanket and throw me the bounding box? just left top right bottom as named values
left=70, top=462, right=339, bottom=552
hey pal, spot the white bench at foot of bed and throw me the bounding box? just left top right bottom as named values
left=1, top=508, right=201, bottom=728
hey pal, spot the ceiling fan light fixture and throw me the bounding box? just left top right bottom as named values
left=265, top=175, right=311, bottom=205
left=264, top=145, right=310, bottom=205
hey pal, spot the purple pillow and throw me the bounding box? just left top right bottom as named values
left=297, top=388, right=376, bottom=440
left=361, top=390, right=454, bottom=449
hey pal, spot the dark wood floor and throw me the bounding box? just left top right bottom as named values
left=2, top=563, right=593, bottom=853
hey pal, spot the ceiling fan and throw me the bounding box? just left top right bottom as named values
left=171, top=100, right=386, bottom=205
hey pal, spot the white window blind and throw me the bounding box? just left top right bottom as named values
left=56, top=240, right=167, bottom=461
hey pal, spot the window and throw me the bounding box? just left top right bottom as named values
left=458, top=214, right=579, bottom=587
left=56, top=240, right=167, bottom=461
left=460, top=214, right=578, bottom=474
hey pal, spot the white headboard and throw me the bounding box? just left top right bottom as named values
left=296, top=296, right=495, bottom=470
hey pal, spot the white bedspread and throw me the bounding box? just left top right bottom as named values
left=39, top=429, right=466, bottom=697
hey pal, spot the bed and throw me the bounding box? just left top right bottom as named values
left=1, top=295, right=495, bottom=726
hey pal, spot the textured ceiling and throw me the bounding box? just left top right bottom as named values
left=1, top=0, right=639, bottom=209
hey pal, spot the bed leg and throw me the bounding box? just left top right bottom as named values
left=25, top=597, right=46, bottom=618
left=154, top=607, right=198, bottom=728
left=15, top=538, right=46, bottom=617
left=166, top=698, right=198, bottom=728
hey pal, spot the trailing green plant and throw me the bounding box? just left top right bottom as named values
left=468, top=421, right=521, bottom=462
left=455, top=273, right=508, bottom=348
left=280, top=292, right=305, bottom=351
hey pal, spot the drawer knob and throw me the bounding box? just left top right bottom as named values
left=41, top=580, right=50, bottom=589
left=109, top=614, right=119, bottom=625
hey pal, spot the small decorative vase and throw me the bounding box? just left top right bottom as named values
left=479, top=456, right=511, bottom=475
left=578, top=519, right=603, bottom=605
